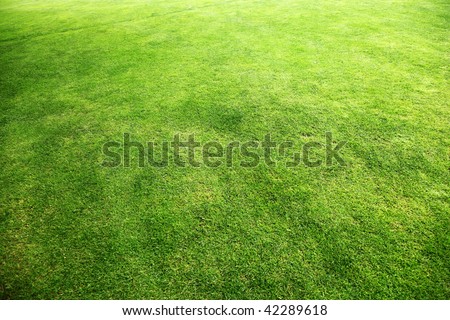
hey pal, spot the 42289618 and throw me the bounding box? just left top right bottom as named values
left=263, top=304, right=328, bottom=316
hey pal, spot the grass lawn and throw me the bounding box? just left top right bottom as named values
left=0, top=0, right=449, bottom=299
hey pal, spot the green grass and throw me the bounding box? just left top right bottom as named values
left=0, top=0, right=449, bottom=299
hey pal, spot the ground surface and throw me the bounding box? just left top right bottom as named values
left=0, top=0, right=449, bottom=299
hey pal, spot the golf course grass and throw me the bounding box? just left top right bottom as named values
left=0, top=0, right=449, bottom=299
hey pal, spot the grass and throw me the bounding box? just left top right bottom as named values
left=0, top=0, right=449, bottom=299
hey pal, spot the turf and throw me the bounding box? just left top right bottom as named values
left=0, top=0, right=449, bottom=299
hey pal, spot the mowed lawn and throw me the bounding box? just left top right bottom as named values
left=0, top=0, right=448, bottom=299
